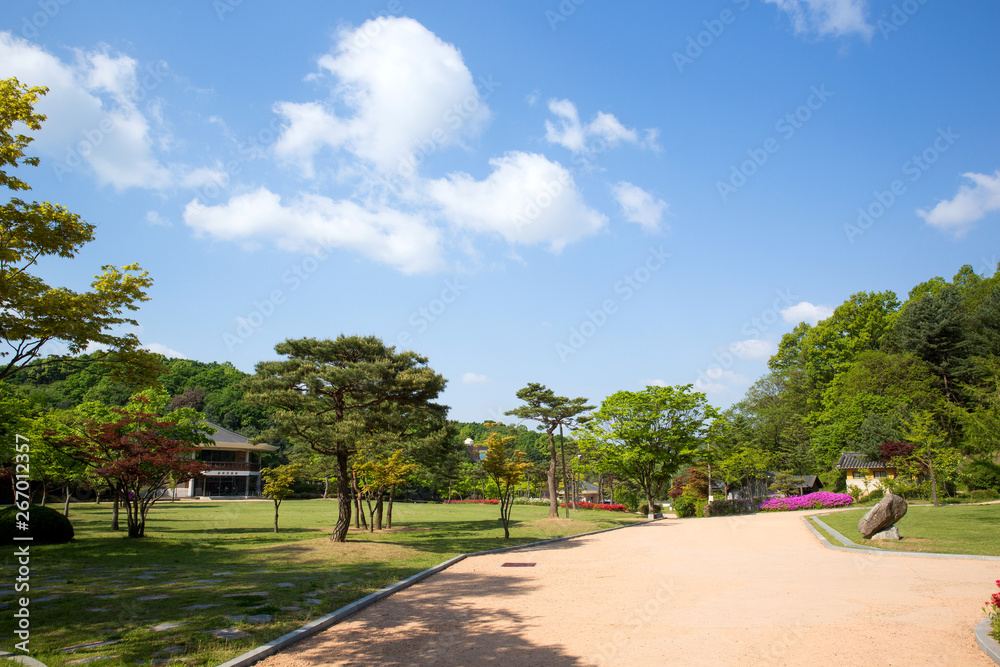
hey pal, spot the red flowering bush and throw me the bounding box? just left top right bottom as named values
left=559, top=501, right=628, bottom=512
left=985, top=579, right=1000, bottom=639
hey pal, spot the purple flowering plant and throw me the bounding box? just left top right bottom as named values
left=758, top=491, right=854, bottom=512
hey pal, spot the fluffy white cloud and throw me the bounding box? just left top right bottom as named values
left=182, top=187, right=444, bottom=274
left=145, top=343, right=187, bottom=359
left=0, top=32, right=178, bottom=190
left=462, top=372, right=489, bottom=384
left=694, top=368, right=747, bottom=396
left=544, top=98, right=658, bottom=154
left=427, top=151, right=607, bottom=251
left=781, top=301, right=834, bottom=325
left=764, top=0, right=873, bottom=39
left=611, top=181, right=668, bottom=232
left=916, top=171, right=1000, bottom=236
left=273, top=16, right=491, bottom=177
left=728, top=339, right=776, bottom=361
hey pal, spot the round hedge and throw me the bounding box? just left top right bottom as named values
left=0, top=504, right=75, bottom=545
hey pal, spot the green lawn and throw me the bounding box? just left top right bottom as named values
left=1, top=499, right=641, bottom=666
left=813, top=503, right=1000, bottom=556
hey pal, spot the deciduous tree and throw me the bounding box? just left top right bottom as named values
left=481, top=431, right=530, bottom=539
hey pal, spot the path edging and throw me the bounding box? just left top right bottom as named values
left=216, top=516, right=658, bottom=667
left=977, top=618, right=1000, bottom=666
left=804, top=516, right=1000, bottom=561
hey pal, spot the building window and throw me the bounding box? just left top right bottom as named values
left=853, top=470, right=866, bottom=479
left=873, top=470, right=886, bottom=478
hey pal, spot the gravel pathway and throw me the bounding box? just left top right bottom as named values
left=258, top=511, right=996, bottom=666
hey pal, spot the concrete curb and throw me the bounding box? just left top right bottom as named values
left=976, top=618, right=1000, bottom=666
left=216, top=516, right=658, bottom=667
left=805, top=516, right=1000, bottom=561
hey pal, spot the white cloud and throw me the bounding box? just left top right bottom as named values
left=694, top=368, right=747, bottom=396
left=462, top=372, right=488, bottom=384
left=145, top=211, right=170, bottom=227
left=544, top=99, right=658, bottom=154
left=728, top=339, right=776, bottom=361
left=427, top=151, right=607, bottom=252
left=273, top=16, right=491, bottom=177
left=916, top=171, right=1000, bottom=236
left=764, top=0, right=873, bottom=39
left=182, top=187, right=444, bottom=274
left=644, top=379, right=667, bottom=387
left=781, top=301, right=834, bottom=325
left=0, top=33, right=171, bottom=190
left=0, top=32, right=220, bottom=192
left=145, top=343, right=187, bottom=359
left=611, top=181, right=668, bottom=232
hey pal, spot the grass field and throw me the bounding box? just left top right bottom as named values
left=812, top=503, right=1000, bottom=556
left=1, top=499, right=641, bottom=666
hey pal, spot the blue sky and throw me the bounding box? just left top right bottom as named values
left=2, top=0, right=999, bottom=422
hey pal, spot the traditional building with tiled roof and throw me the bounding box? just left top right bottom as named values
left=170, top=422, right=278, bottom=498
left=835, top=451, right=896, bottom=493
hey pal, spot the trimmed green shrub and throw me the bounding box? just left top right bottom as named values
left=0, top=505, right=74, bottom=545
left=673, top=495, right=697, bottom=518
left=704, top=498, right=756, bottom=517
left=637, top=502, right=662, bottom=515
left=970, top=489, right=999, bottom=503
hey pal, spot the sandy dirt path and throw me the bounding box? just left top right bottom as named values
left=258, top=512, right=997, bottom=666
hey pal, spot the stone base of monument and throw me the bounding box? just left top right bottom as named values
left=870, top=525, right=901, bottom=540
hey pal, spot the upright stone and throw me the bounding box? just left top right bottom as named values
left=857, top=492, right=907, bottom=538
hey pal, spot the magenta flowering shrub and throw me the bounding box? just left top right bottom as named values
left=758, top=491, right=853, bottom=512
left=984, top=579, right=1000, bottom=639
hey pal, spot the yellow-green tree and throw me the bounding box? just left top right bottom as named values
left=262, top=463, right=301, bottom=533
left=0, top=78, right=156, bottom=383
left=355, top=450, right=416, bottom=531
left=481, top=431, right=530, bottom=539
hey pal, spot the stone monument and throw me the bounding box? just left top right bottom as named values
left=857, top=492, right=907, bottom=540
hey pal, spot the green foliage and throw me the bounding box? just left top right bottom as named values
left=672, top=494, right=698, bottom=518
left=704, top=498, right=756, bottom=517
left=481, top=431, right=531, bottom=539
left=0, top=78, right=157, bottom=384
left=636, top=502, right=661, bottom=515
left=961, top=458, right=1000, bottom=491
left=580, top=384, right=716, bottom=514
left=0, top=504, right=74, bottom=544
left=970, top=489, right=999, bottom=502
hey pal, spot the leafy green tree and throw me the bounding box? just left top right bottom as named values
left=580, top=384, right=717, bottom=514
left=355, top=450, right=417, bottom=530
left=0, top=78, right=157, bottom=384
left=715, top=445, right=779, bottom=508
left=505, top=383, right=592, bottom=518
left=902, top=410, right=954, bottom=507
left=261, top=463, right=300, bottom=533
left=481, top=431, right=530, bottom=539
left=244, top=335, right=446, bottom=542
left=48, top=396, right=212, bottom=537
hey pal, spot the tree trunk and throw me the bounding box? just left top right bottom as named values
left=273, top=500, right=280, bottom=533
left=610, top=476, right=615, bottom=503
left=332, top=451, right=352, bottom=542
left=365, top=495, right=376, bottom=532
left=559, top=432, right=569, bottom=519
left=928, top=456, right=939, bottom=507
left=351, top=470, right=367, bottom=529
left=111, top=493, right=120, bottom=531
left=40, top=484, right=47, bottom=506
left=375, top=495, right=384, bottom=531
left=572, top=472, right=578, bottom=511
left=63, top=485, right=70, bottom=517
left=598, top=474, right=604, bottom=504
left=323, top=475, right=329, bottom=499
left=547, top=432, right=558, bottom=518
left=387, top=485, right=396, bottom=529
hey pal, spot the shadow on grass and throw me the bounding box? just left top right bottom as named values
left=268, top=570, right=587, bottom=666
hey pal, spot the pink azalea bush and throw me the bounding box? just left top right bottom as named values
left=758, top=491, right=853, bottom=512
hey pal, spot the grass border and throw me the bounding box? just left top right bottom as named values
left=217, top=517, right=657, bottom=667
left=803, top=515, right=1000, bottom=561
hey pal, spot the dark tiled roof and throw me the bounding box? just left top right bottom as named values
left=793, top=475, right=821, bottom=488
left=201, top=421, right=249, bottom=445
left=835, top=451, right=887, bottom=470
